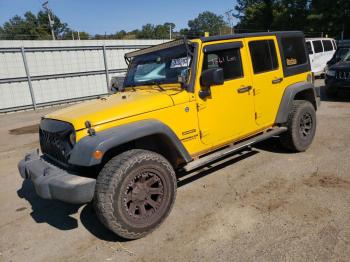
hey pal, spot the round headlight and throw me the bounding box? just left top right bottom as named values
left=326, top=70, right=336, bottom=77
left=69, top=131, right=76, bottom=146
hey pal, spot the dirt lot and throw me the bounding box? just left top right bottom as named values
left=0, top=80, right=349, bottom=262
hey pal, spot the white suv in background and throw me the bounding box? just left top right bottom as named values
left=306, top=38, right=337, bottom=76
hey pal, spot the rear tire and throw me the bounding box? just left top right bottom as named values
left=94, top=149, right=177, bottom=239
left=280, top=100, right=316, bottom=152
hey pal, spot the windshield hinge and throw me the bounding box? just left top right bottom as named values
left=197, top=103, right=206, bottom=111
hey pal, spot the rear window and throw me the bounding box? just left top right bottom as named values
left=306, top=42, right=313, bottom=54
left=313, top=40, right=323, bottom=53
left=322, top=40, right=333, bottom=51
left=280, top=37, right=307, bottom=67
left=249, top=40, right=278, bottom=74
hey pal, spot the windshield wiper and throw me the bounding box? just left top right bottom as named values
left=142, top=81, right=166, bottom=91
left=123, top=84, right=136, bottom=92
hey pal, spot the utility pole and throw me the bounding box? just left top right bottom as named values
left=225, top=9, right=234, bottom=34
left=77, top=30, right=81, bottom=40
left=169, top=25, right=172, bottom=40
left=42, top=1, right=55, bottom=40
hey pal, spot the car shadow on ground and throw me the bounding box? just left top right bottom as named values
left=16, top=139, right=292, bottom=241
left=319, top=84, right=350, bottom=102
left=177, top=149, right=259, bottom=187
left=17, top=180, right=81, bottom=230
left=17, top=180, right=127, bottom=242
left=253, top=137, right=291, bottom=154
left=80, top=203, right=128, bottom=242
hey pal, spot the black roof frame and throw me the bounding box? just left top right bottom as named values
left=200, top=31, right=302, bottom=43
left=201, top=31, right=310, bottom=78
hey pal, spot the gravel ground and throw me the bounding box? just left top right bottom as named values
left=0, top=80, right=349, bottom=262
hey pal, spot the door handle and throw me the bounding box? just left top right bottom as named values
left=237, top=85, right=252, bottom=93
left=272, top=77, right=283, bottom=84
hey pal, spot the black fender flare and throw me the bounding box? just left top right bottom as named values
left=275, top=81, right=318, bottom=124
left=68, top=119, right=192, bottom=166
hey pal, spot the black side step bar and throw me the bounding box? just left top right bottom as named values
left=183, top=127, right=287, bottom=172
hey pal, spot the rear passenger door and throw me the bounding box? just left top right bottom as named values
left=246, top=37, right=284, bottom=127
left=306, top=41, right=315, bottom=71
left=322, top=39, right=335, bottom=65
left=311, top=40, right=324, bottom=73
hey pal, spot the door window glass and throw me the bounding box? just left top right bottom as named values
left=313, top=40, right=323, bottom=53
left=249, top=40, right=278, bottom=74
left=332, top=41, right=337, bottom=50
left=322, top=40, right=333, bottom=51
left=202, top=48, right=243, bottom=80
left=306, top=42, right=313, bottom=54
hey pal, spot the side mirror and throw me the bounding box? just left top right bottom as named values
left=178, top=68, right=190, bottom=85
left=199, top=68, right=224, bottom=98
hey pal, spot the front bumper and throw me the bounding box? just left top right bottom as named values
left=18, top=152, right=96, bottom=204
left=325, top=78, right=350, bottom=89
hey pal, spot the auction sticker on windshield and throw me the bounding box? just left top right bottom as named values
left=170, top=57, right=191, bottom=68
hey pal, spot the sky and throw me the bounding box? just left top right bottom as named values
left=0, top=0, right=237, bottom=34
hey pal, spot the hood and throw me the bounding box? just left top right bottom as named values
left=330, top=61, right=350, bottom=71
left=45, top=89, right=189, bottom=130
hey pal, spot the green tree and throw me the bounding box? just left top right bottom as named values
left=307, top=0, right=350, bottom=38
left=37, top=11, right=69, bottom=38
left=0, top=12, right=48, bottom=39
left=114, top=30, right=127, bottom=39
left=61, top=29, right=90, bottom=40
left=138, top=23, right=156, bottom=38
left=233, top=0, right=350, bottom=38
left=273, top=0, right=310, bottom=31
left=125, top=29, right=141, bottom=39
left=0, top=10, right=70, bottom=39
left=78, top=31, right=90, bottom=40
left=137, top=23, right=174, bottom=39
left=234, top=0, right=275, bottom=31
left=187, top=11, right=227, bottom=37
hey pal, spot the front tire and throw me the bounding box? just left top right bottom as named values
left=280, top=100, right=316, bottom=152
left=94, top=149, right=177, bottom=239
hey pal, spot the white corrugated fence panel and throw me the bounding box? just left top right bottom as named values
left=0, top=39, right=167, bottom=111
left=0, top=82, right=33, bottom=108
left=32, top=75, right=107, bottom=104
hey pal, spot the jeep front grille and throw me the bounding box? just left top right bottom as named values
left=39, top=119, right=74, bottom=164
left=336, top=71, right=350, bottom=80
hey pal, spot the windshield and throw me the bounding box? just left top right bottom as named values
left=124, top=44, right=192, bottom=87
left=336, top=47, right=350, bottom=61
left=343, top=49, right=350, bottom=61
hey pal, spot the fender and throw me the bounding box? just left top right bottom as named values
left=68, top=119, right=192, bottom=166
left=275, top=81, right=318, bottom=124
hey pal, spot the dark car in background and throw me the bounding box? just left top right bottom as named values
left=325, top=40, right=350, bottom=97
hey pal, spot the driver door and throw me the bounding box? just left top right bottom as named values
left=196, top=41, right=257, bottom=146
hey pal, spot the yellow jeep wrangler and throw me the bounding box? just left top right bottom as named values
left=19, top=31, right=320, bottom=239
